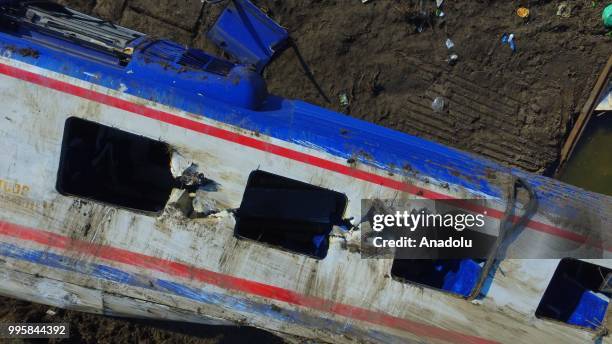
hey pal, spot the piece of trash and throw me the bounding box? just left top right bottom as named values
left=437, top=10, right=445, bottom=17
left=431, top=97, right=446, bottom=112
left=557, top=2, right=572, bottom=18
left=46, top=309, right=57, bottom=316
left=501, top=33, right=516, bottom=52
left=409, top=11, right=430, bottom=33
left=604, top=4, right=612, bottom=28
left=501, top=33, right=508, bottom=44
left=192, top=189, right=218, bottom=215
left=508, top=34, right=516, bottom=52
left=516, top=7, right=530, bottom=18
left=178, top=164, right=207, bottom=187
left=448, top=53, right=459, bottom=65
left=436, top=0, right=444, bottom=8
left=445, top=38, right=454, bottom=49
left=339, top=93, right=349, bottom=107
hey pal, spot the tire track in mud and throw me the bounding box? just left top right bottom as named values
left=398, top=54, right=557, bottom=172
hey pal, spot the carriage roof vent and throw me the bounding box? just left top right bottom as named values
left=0, top=1, right=143, bottom=59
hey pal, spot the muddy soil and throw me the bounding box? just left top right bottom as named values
left=253, top=0, right=610, bottom=174
left=58, top=0, right=612, bottom=174
left=1, top=0, right=610, bottom=343
left=0, top=296, right=283, bottom=343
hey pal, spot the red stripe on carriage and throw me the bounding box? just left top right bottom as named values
left=0, top=63, right=602, bottom=251
left=0, top=220, right=498, bottom=344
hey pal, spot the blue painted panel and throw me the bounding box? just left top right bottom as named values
left=0, top=23, right=610, bottom=226
left=208, top=0, right=289, bottom=72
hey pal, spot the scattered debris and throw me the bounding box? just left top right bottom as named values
left=445, top=38, right=454, bottom=49
left=557, top=2, right=572, bottom=18
left=516, top=7, right=530, bottom=19
left=166, top=189, right=193, bottom=215
left=339, top=92, right=350, bottom=107
left=177, top=164, right=207, bottom=187
left=192, top=188, right=218, bottom=215
left=5, top=45, right=41, bottom=58
left=406, top=9, right=433, bottom=33
left=170, top=152, right=192, bottom=177
left=170, top=153, right=208, bottom=188
left=431, top=97, right=446, bottom=112
left=46, top=309, right=57, bottom=316
left=508, top=34, right=516, bottom=52
left=332, top=224, right=351, bottom=233
left=435, top=0, right=444, bottom=16
left=445, top=38, right=457, bottom=64
left=19, top=47, right=40, bottom=58
left=167, top=180, right=221, bottom=219
left=501, top=33, right=517, bottom=52
left=604, top=4, right=612, bottom=28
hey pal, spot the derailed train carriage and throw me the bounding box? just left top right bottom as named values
left=0, top=1, right=610, bottom=343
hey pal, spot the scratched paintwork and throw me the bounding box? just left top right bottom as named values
left=0, top=52, right=610, bottom=344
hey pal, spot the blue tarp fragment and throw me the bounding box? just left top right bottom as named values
left=568, top=290, right=609, bottom=329
left=208, top=0, right=289, bottom=73
left=441, top=259, right=482, bottom=297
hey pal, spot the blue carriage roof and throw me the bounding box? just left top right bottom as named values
left=0, top=0, right=609, bottom=223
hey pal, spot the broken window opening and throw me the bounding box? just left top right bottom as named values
left=536, top=258, right=611, bottom=330
left=166, top=186, right=222, bottom=219
left=57, top=117, right=176, bottom=213
left=234, top=170, right=348, bottom=259
left=167, top=153, right=221, bottom=218
left=388, top=215, right=495, bottom=298
left=391, top=259, right=486, bottom=298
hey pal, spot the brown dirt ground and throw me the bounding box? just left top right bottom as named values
left=254, top=0, right=610, bottom=174
left=0, top=296, right=284, bottom=343
left=1, top=0, right=611, bottom=343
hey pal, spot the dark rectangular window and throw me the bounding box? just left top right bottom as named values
left=536, top=258, right=610, bottom=330
left=235, top=170, right=347, bottom=259
left=57, top=117, right=175, bottom=213
left=388, top=224, right=494, bottom=298
left=391, top=259, right=485, bottom=298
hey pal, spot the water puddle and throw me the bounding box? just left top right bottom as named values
left=558, top=112, right=612, bottom=196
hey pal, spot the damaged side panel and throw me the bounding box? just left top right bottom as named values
left=0, top=53, right=609, bottom=344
